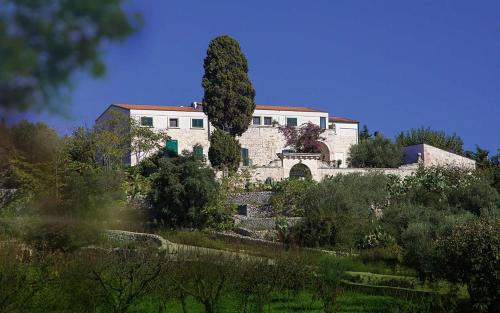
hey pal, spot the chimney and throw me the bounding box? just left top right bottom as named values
left=191, top=101, right=202, bottom=110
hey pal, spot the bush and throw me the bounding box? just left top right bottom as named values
left=348, top=134, right=403, bottom=168
left=147, top=153, right=217, bottom=228
left=24, top=220, right=102, bottom=252
left=388, top=166, right=500, bottom=214
left=293, top=173, right=390, bottom=248
left=436, top=218, right=500, bottom=313
left=270, top=178, right=316, bottom=216
left=208, top=129, right=241, bottom=172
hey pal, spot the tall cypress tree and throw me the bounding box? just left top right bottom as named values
left=202, top=35, right=256, bottom=136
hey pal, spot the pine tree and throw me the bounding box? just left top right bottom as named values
left=202, top=35, right=256, bottom=136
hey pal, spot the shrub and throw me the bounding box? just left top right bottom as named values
left=147, top=154, right=217, bottom=228
left=270, top=178, right=316, bottom=216
left=436, top=218, right=500, bottom=313
left=208, top=129, right=241, bottom=172
left=278, top=122, right=326, bottom=153
left=356, top=226, right=396, bottom=250
left=293, top=173, right=390, bottom=248
left=24, top=219, right=102, bottom=252
left=313, top=256, right=346, bottom=313
left=348, top=134, right=403, bottom=168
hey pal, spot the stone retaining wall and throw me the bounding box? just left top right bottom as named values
left=236, top=217, right=302, bottom=231
left=105, top=229, right=167, bottom=247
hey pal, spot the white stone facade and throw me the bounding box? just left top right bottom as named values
left=403, top=144, right=476, bottom=169
left=95, top=103, right=359, bottom=169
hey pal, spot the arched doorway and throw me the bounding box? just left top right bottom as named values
left=315, top=141, right=331, bottom=162
left=289, top=163, right=312, bottom=179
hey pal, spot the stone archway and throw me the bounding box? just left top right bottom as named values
left=315, top=141, right=331, bottom=162
left=289, top=163, right=312, bottom=179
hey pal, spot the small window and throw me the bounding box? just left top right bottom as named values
left=169, top=118, right=179, bottom=128
left=320, top=117, right=326, bottom=129
left=264, top=117, right=272, bottom=126
left=286, top=117, right=297, bottom=127
left=252, top=116, right=261, bottom=125
left=140, top=117, right=153, bottom=127
left=192, top=119, right=204, bottom=128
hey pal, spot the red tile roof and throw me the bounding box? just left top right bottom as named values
left=112, top=104, right=201, bottom=112
left=329, top=116, right=358, bottom=123
left=111, top=103, right=326, bottom=113
left=255, top=105, right=325, bottom=113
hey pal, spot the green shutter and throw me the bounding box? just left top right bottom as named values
left=192, top=119, right=204, bottom=128
left=241, top=148, right=249, bottom=166
left=166, top=139, right=178, bottom=156
left=193, top=146, right=203, bottom=158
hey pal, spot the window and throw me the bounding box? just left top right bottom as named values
left=252, top=116, right=261, bottom=125
left=320, top=117, right=326, bottom=129
left=191, top=118, right=204, bottom=128
left=282, top=149, right=296, bottom=154
left=286, top=117, right=297, bottom=127
left=241, top=148, right=249, bottom=166
left=169, top=118, right=179, bottom=128
left=140, top=116, right=153, bottom=127
left=193, top=145, right=203, bottom=159
left=165, top=139, right=178, bottom=156
left=264, top=117, right=272, bottom=126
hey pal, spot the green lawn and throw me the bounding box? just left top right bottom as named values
left=134, top=291, right=413, bottom=313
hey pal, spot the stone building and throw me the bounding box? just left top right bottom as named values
left=95, top=102, right=475, bottom=181
left=96, top=102, right=359, bottom=173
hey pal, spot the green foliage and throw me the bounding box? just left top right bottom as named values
left=388, top=167, right=500, bottom=215
left=359, top=125, right=372, bottom=141
left=208, top=129, right=242, bottom=172
left=202, top=174, right=238, bottom=231
left=396, top=127, right=464, bottom=155
left=147, top=153, right=217, bottom=228
left=293, top=173, right=390, bottom=248
left=356, top=226, right=397, bottom=250
left=0, top=0, right=139, bottom=112
left=24, top=219, right=102, bottom=252
left=129, top=117, right=169, bottom=164
left=436, top=218, right=500, bottom=313
left=270, top=178, right=316, bottom=216
left=348, top=134, right=403, bottom=168
left=202, top=35, right=256, bottom=136
left=313, top=257, right=346, bottom=313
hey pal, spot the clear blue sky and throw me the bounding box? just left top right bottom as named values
left=25, top=0, right=500, bottom=152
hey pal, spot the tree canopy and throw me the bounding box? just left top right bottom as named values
left=202, top=35, right=256, bottom=136
left=208, top=129, right=241, bottom=172
left=348, top=134, right=403, bottom=168
left=0, top=0, right=139, bottom=112
left=396, top=127, right=464, bottom=155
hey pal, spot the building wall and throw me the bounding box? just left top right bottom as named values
left=97, top=106, right=358, bottom=168
left=402, top=144, right=475, bottom=169
left=329, top=122, right=359, bottom=167
left=421, top=144, right=475, bottom=169
left=251, top=163, right=418, bottom=182
left=129, top=109, right=210, bottom=165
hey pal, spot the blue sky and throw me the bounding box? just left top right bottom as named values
left=23, top=0, right=500, bottom=152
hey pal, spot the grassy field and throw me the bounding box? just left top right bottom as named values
left=157, top=230, right=416, bottom=276
left=134, top=291, right=421, bottom=313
